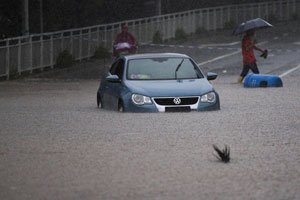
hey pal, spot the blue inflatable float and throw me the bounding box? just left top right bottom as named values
left=244, top=73, right=283, bottom=88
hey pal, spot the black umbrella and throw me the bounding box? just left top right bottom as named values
left=232, top=18, right=273, bottom=35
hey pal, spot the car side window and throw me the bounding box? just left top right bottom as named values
left=109, top=59, right=125, bottom=80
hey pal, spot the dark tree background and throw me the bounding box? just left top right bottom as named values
left=0, top=0, right=274, bottom=39
left=0, top=0, right=23, bottom=38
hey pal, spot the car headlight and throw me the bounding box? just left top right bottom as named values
left=132, top=94, right=152, bottom=105
left=200, top=92, right=216, bottom=103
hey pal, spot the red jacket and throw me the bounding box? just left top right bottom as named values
left=242, top=35, right=256, bottom=65
left=113, top=31, right=136, bottom=56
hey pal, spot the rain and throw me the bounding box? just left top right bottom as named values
left=1, top=1, right=300, bottom=199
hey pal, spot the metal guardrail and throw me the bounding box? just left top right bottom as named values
left=0, top=0, right=299, bottom=80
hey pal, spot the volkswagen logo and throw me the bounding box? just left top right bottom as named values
left=173, top=97, right=181, bottom=105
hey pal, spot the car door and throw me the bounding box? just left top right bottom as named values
left=102, top=58, right=125, bottom=110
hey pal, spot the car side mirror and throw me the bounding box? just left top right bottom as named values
left=105, top=75, right=121, bottom=83
left=207, top=72, right=218, bottom=81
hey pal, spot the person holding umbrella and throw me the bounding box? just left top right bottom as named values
left=237, top=29, right=267, bottom=83
left=233, top=18, right=271, bottom=83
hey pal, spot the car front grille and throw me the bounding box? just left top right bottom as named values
left=153, top=97, right=199, bottom=106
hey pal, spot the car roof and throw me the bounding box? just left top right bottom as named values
left=123, top=53, right=190, bottom=60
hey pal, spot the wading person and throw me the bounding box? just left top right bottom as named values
left=113, top=25, right=137, bottom=57
left=237, top=29, right=266, bottom=83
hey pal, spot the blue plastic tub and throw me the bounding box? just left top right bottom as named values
left=244, top=73, right=283, bottom=88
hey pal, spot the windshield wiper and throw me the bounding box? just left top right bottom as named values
left=175, top=59, right=184, bottom=80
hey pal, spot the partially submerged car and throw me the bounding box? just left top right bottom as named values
left=97, top=53, right=220, bottom=112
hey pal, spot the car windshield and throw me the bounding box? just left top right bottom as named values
left=127, top=57, right=203, bottom=80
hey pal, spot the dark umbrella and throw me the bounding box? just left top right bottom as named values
left=232, top=18, right=273, bottom=35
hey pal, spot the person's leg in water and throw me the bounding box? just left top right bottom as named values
left=237, top=62, right=259, bottom=83
left=249, top=62, right=259, bottom=74
left=238, top=64, right=249, bottom=83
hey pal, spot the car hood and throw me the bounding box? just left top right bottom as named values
left=125, top=79, right=214, bottom=97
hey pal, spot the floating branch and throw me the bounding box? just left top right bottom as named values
left=213, top=144, right=230, bottom=163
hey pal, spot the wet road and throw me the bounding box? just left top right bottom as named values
left=1, top=21, right=300, bottom=200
